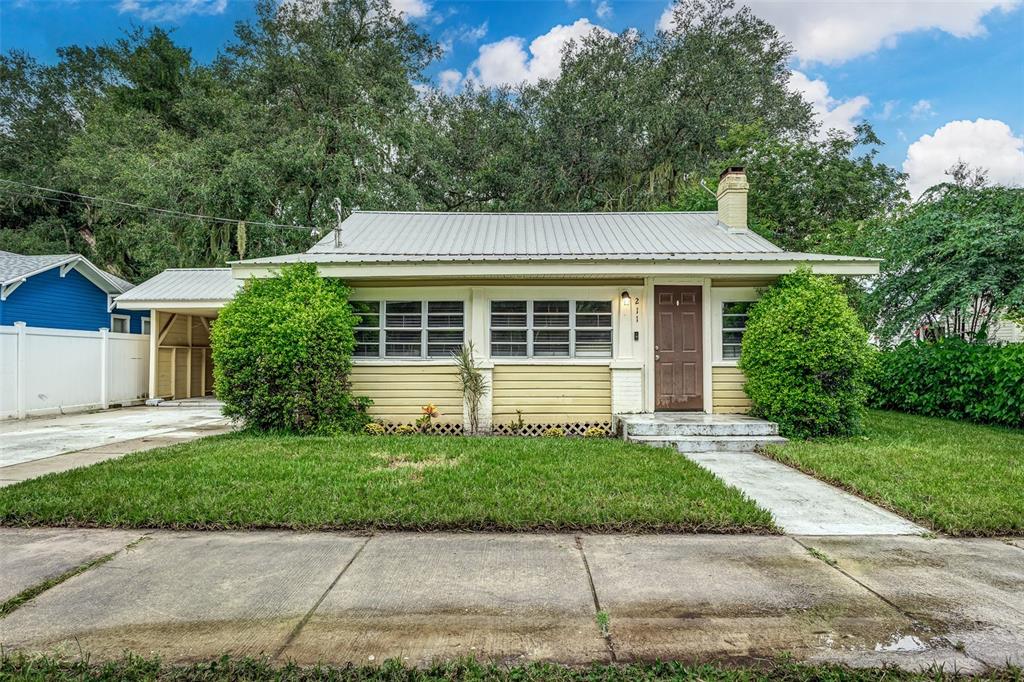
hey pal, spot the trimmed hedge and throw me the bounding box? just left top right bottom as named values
left=870, top=339, right=1024, bottom=428
left=211, top=263, right=371, bottom=434
left=739, top=269, right=873, bottom=439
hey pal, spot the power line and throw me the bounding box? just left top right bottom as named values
left=0, top=178, right=326, bottom=234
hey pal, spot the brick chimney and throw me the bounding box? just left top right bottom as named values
left=716, top=167, right=749, bottom=231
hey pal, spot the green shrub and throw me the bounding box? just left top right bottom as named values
left=583, top=426, right=608, bottom=438
left=871, top=339, right=1024, bottom=427
left=210, top=263, right=370, bottom=434
left=543, top=426, right=566, bottom=438
left=363, top=422, right=386, bottom=436
left=395, top=424, right=417, bottom=435
left=739, top=268, right=872, bottom=439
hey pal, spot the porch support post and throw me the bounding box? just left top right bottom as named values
left=147, top=309, right=159, bottom=401
left=702, top=278, right=713, bottom=414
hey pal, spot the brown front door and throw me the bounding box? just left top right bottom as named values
left=654, top=286, right=703, bottom=411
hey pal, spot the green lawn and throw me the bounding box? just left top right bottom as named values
left=766, top=410, right=1024, bottom=536
left=0, top=433, right=774, bottom=533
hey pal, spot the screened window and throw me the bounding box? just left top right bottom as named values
left=722, top=301, right=754, bottom=360
left=141, top=317, right=151, bottom=335
left=490, top=300, right=613, bottom=358
left=351, top=301, right=381, bottom=357
left=350, top=300, right=464, bottom=359
left=110, top=315, right=130, bottom=334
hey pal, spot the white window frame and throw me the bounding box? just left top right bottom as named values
left=141, top=317, right=151, bottom=335
left=710, top=287, right=760, bottom=365
left=352, top=299, right=466, bottom=360
left=489, top=299, right=614, bottom=359
left=110, top=314, right=131, bottom=334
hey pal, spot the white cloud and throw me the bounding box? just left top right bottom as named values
left=657, top=0, right=1020, bottom=64
left=595, top=0, right=612, bottom=19
left=788, top=70, right=870, bottom=138
left=469, top=18, right=610, bottom=87
left=391, top=0, right=430, bottom=19
left=879, top=100, right=899, bottom=121
left=438, top=69, right=463, bottom=95
left=117, top=0, right=226, bottom=22
left=903, top=118, right=1024, bottom=197
left=910, top=99, right=935, bottom=119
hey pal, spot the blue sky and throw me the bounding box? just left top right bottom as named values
left=3, top=0, right=1023, bottom=195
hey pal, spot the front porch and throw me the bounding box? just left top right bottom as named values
left=615, top=411, right=786, bottom=453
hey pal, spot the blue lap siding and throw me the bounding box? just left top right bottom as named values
left=0, top=266, right=147, bottom=333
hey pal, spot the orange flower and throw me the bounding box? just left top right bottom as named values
left=421, top=403, right=440, bottom=418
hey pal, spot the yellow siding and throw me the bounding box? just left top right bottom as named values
left=161, top=313, right=189, bottom=346
left=712, top=366, right=751, bottom=414
left=492, top=365, right=611, bottom=424
left=157, top=348, right=174, bottom=398
left=350, top=365, right=462, bottom=425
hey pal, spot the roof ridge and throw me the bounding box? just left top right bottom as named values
left=349, top=210, right=719, bottom=216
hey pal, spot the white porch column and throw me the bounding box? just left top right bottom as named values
left=14, top=321, right=26, bottom=419
left=147, top=309, right=159, bottom=401
left=702, top=278, right=713, bottom=414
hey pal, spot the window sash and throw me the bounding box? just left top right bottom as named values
left=353, top=300, right=464, bottom=359
left=489, top=299, right=613, bottom=358
left=721, top=301, right=753, bottom=362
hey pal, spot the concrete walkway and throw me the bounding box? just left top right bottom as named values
left=0, top=407, right=231, bottom=487
left=682, top=450, right=926, bottom=536
left=1, top=529, right=1021, bottom=672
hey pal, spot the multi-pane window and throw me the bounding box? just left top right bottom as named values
left=722, top=301, right=754, bottom=360
left=490, top=300, right=613, bottom=358
left=351, top=301, right=380, bottom=357
left=351, top=300, right=464, bottom=358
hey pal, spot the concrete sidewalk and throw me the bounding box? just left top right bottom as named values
left=0, top=407, right=231, bottom=487
left=1, top=529, right=1021, bottom=672
left=682, top=450, right=926, bottom=535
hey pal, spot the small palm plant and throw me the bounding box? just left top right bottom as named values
left=455, top=342, right=489, bottom=435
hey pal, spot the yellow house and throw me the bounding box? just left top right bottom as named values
left=116, top=168, right=879, bottom=434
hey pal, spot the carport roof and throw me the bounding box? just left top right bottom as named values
left=114, top=268, right=239, bottom=304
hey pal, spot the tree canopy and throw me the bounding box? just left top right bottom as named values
left=1, top=0, right=910, bottom=282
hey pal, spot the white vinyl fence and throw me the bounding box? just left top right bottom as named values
left=0, top=322, right=149, bottom=420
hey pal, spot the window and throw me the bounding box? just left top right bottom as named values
left=350, top=300, right=464, bottom=359
left=490, top=300, right=613, bottom=358
left=110, top=314, right=130, bottom=334
left=721, top=301, right=754, bottom=360
left=141, top=317, right=151, bottom=335
left=351, top=301, right=380, bottom=357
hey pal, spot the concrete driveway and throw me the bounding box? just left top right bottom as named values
left=1, top=529, right=1021, bottom=671
left=0, top=406, right=231, bottom=487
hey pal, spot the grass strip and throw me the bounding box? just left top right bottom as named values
left=1, top=653, right=1021, bottom=681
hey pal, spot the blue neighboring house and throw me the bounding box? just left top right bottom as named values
left=0, top=250, right=148, bottom=334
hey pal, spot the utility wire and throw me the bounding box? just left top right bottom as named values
left=0, top=178, right=325, bottom=233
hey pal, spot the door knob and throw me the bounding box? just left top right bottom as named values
left=655, top=354, right=661, bottom=361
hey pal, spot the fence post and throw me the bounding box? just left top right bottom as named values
left=100, top=327, right=109, bottom=410
left=14, top=321, right=26, bottom=419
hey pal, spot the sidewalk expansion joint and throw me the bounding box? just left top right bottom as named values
left=788, top=536, right=991, bottom=672
left=272, top=534, right=373, bottom=662
left=0, top=533, right=149, bottom=619
left=575, top=535, right=617, bottom=663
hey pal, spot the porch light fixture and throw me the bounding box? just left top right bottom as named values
left=621, top=290, right=630, bottom=306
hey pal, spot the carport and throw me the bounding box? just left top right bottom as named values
left=114, top=269, right=238, bottom=402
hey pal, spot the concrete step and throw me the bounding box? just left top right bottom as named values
left=627, top=434, right=788, bottom=453
left=619, top=417, right=779, bottom=438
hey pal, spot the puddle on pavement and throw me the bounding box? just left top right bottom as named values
left=873, top=633, right=929, bottom=652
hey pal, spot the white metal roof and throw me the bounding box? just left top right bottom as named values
left=237, top=210, right=823, bottom=265
left=0, top=250, right=134, bottom=293
left=114, top=268, right=238, bottom=303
